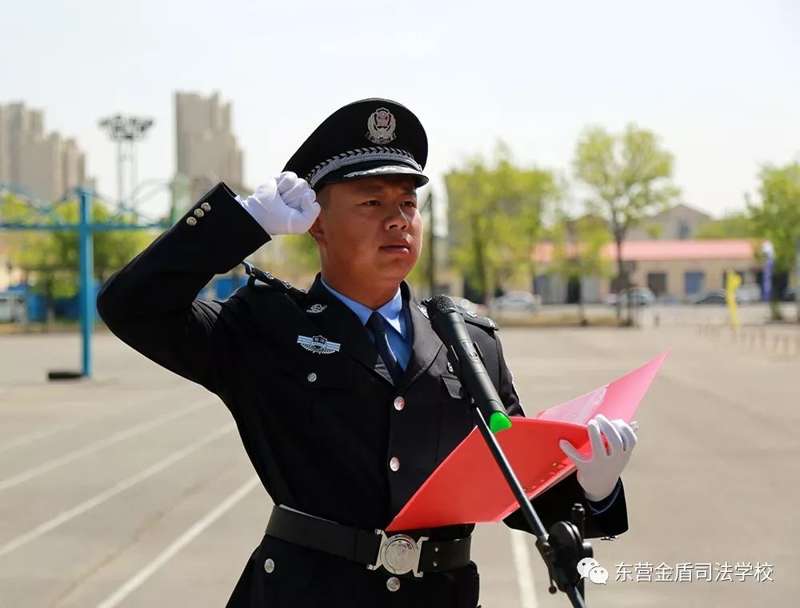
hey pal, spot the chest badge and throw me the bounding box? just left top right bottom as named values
left=306, top=303, right=327, bottom=314
left=297, top=334, right=341, bottom=355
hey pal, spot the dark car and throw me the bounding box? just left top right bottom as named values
left=690, top=290, right=727, bottom=305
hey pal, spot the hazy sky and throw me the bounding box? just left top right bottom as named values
left=3, top=0, right=798, bottom=218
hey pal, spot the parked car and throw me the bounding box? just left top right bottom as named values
left=451, top=296, right=487, bottom=316
left=605, top=287, right=655, bottom=307
left=690, top=290, right=727, bottom=305
left=0, top=292, right=26, bottom=323
left=735, top=283, right=761, bottom=304
left=490, top=291, right=539, bottom=313
left=655, top=293, right=682, bottom=305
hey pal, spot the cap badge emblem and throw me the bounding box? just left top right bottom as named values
left=366, top=107, right=397, bottom=144
left=297, top=334, right=341, bottom=355
left=306, top=303, right=327, bottom=314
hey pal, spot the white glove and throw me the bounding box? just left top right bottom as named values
left=237, top=171, right=320, bottom=235
left=559, top=414, right=638, bottom=502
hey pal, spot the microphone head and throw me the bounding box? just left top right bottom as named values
left=427, top=295, right=459, bottom=318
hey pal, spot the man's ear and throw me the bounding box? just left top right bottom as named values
left=309, top=185, right=329, bottom=244
left=308, top=215, right=324, bottom=244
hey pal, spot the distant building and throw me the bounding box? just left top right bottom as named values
left=0, top=102, right=87, bottom=201
left=533, top=239, right=759, bottom=303
left=627, top=203, right=712, bottom=241
left=174, top=91, right=245, bottom=203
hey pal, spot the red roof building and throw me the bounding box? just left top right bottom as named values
left=532, top=239, right=759, bottom=304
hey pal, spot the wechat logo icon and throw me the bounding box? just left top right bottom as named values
left=577, top=557, right=609, bottom=585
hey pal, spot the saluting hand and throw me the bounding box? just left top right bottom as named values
left=239, top=171, right=321, bottom=235
left=559, top=414, right=638, bottom=502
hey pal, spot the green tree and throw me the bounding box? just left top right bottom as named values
left=573, top=124, right=679, bottom=325
left=695, top=211, right=756, bottom=239
left=550, top=209, right=612, bottom=324
left=746, top=161, right=800, bottom=321
left=280, top=233, right=320, bottom=278
left=445, top=145, right=559, bottom=302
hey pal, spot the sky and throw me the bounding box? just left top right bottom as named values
left=2, top=0, right=798, bottom=219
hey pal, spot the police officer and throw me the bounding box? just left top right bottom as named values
left=97, top=98, right=637, bottom=608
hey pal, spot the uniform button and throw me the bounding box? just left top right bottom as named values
left=393, top=396, right=405, bottom=411
left=389, top=456, right=400, bottom=472
left=201, top=202, right=211, bottom=212
left=386, top=576, right=401, bottom=592
left=264, top=558, right=275, bottom=573
left=186, top=216, right=197, bottom=226
left=193, top=208, right=205, bottom=218
left=307, top=372, right=317, bottom=383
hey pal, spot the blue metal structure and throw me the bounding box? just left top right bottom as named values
left=0, top=184, right=169, bottom=378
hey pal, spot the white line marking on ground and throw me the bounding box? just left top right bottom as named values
left=0, top=423, right=235, bottom=558
left=0, top=423, right=80, bottom=455
left=0, top=386, right=194, bottom=455
left=0, top=398, right=216, bottom=493
left=510, top=530, right=539, bottom=608
left=96, top=475, right=261, bottom=608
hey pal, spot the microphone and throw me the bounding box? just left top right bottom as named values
left=427, top=295, right=512, bottom=434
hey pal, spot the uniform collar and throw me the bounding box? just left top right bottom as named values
left=305, top=275, right=441, bottom=388
left=319, top=277, right=403, bottom=330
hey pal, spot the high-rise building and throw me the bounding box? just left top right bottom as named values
left=174, top=91, right=245, bottom=203
left=0, top=102, right=87, bottom=201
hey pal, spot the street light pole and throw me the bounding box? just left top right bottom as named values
left=98, top=114, right=154, bottom=208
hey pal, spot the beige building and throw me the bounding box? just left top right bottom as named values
left=627, top=203, right=712, bottom=241
left=173, top=91, right=293, bottom=274
left=533, top=239, right=759, bottom=303
left=175, top=91, right=244, bottom=203
left=0, top=102, right=87, bottom=201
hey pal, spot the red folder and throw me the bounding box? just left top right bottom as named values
left=386, top=352, right=667, bottom=532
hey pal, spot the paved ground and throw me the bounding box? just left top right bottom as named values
left=0, top=321, right=795, bottom=607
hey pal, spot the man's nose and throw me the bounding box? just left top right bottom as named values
left=385, top=205, right=410, bottom=230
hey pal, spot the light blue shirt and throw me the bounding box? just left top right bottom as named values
left=320, top=278, right=411, bottom=370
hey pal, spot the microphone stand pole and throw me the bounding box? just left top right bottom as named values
left=472, top=406, right=593, bottom=607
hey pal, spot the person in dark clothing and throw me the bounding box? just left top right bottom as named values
left=97, top=98, right=637, bottom=607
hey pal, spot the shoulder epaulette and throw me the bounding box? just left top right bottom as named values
left=241, top=261, right=306, bottom=296
left=419, top=298, right=498, bottom=331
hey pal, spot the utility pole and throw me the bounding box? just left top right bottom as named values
left=427, top=190, right=436, bottom=297
left=795, top=237, right=800, bottom=323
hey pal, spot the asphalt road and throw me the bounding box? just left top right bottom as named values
left=0, top=323, right=795, bottom=607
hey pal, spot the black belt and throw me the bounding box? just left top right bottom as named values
left=266, top=505, right=471, bottom=578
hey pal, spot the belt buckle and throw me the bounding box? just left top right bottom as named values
left=367, top=530, right=429, bottom=578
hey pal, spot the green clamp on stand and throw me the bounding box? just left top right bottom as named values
left=489, top=411, right=513, bottom=434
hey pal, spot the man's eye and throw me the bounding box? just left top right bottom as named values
left=361, top=200, right=381, bottom=207
left=403, top=200, right=418, bottom=208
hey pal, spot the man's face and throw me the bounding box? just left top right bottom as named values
left=310, top=175, right=422, bottom=286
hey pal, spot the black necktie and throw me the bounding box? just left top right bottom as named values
left=366, top=312, right=403, bottom=384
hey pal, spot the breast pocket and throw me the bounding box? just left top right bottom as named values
left=277, top=355, right=359, bottom=433
left=436, top=374, right=476, bottom=462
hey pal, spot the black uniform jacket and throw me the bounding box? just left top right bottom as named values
left=96, top=183, right=628, bottom=608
